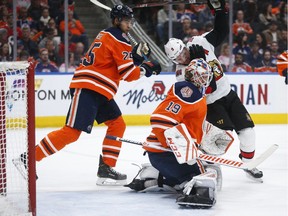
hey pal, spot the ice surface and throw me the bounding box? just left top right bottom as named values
left=35, top=125, right=288, bottom=216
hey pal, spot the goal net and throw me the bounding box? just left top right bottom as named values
left=0, top=61, right=36, bottom=216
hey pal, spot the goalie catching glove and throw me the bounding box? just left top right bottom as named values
left=132, top=42, right=151, bottom=65
left=140, top=60, right=161, bottom=77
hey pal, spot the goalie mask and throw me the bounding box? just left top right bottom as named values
left=185, top=58, right=213, bottom=88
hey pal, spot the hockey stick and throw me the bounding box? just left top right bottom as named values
left=90, top=0, right=206, bottom=9
left=90, top=0, right=148, bottom=59
left=106, top=135, right=279, bottom=171
left=129, top=0, right=207, bottom=8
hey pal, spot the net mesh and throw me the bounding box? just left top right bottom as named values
left=0, top=61, right=32, bottom=216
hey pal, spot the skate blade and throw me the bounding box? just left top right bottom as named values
left=245, top=173, right=264, bottom=183
left=96, top=178, right=127, bottom=186
left=12, top=158, right=27, bottom=180
left=177, top=201, right=213, bottom=208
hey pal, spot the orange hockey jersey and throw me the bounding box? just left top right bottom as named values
left=70, top=27, right=141, bottom=100
left=277, top=51, right=288, bottom=77
left=145, top=81, right=207, bottom=153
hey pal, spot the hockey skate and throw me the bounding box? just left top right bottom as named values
left=12, top=152, right=38, bottom=180
left=96, top=155, right=127, bottom=186
left=244, top=168, right=263, bottom=183
left=239, top=154, right=263, bottom=183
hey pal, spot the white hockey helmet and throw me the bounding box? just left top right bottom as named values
left=164, top=38, right=185, bottom=62
left=185, top=58, right=213, bottom=88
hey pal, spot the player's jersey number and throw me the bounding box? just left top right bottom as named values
left=82, top=42, right=102, bottom=66
left=165, top=102, right=181, bottom=114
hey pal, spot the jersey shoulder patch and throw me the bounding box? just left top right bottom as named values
left=104, top=27, right=131, bottom=45
left=174, top=81, right=203, bottom=103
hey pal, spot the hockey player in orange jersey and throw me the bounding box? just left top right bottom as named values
left=276, top=50, right=288, bottom=84
left=126, top=58, right=225, bottom=208
left=13, top=4, right=161, bottom=185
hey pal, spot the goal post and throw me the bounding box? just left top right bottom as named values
left=0, top=61, right=36, bottom=216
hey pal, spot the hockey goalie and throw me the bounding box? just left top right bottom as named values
left=125, top=58, right=234, bottom=208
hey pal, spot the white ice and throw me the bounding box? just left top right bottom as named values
left=35, top=124, right=288, bottom=216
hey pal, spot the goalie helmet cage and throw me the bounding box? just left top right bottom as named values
left=0, top=61, right=36, bottom=216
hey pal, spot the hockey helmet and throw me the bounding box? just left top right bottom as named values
left=110, top=4, right=134, bottom=20
left=185, top=58, right=213, bottom=88
left=164, top=38, right=185, bottom=62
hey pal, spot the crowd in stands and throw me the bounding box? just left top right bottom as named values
left=0, top=0, right=287, bottom=73
left=133, top=0, right=287, bottom=72
left=0, top=0, right=88, bottom=72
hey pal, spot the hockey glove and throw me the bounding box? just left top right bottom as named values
left=207, top=0, right=226, bottom=13
left=140, top=60, right=161, bottom=77
left=189, top=44, right=206, bottom=61
left=132, top=42, right=151, bottom=65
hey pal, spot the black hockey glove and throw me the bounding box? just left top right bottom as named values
left=189, top=44, right=206, bottom=61
left=140, top=60, right=161, bottom=77
left=132, top=42, right=151, bottom=66
left=207, top=0, right=226, bottom=13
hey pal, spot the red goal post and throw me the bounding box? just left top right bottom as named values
left=0, top=61, right=36, bottom=216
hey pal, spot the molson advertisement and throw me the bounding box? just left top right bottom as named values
left=24, top=73, right=288, bottom=127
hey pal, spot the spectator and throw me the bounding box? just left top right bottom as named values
left=35, top=48, right=59, bottom=72
left=254, top=49, right=277, bottom=72
left=17, top=6, right=37, bottom=31
left=198, top=5, right=214, bottom=26
left=59, top=9, right=89, bottom=51
left=176, top=3, right=197, bottom=22
left=4, top=12, right=22, bottom=39
left=179, top=15, right=194, bottom=43
left=18, top=49, right=30, bottom=61
left=254, top=32, right=268, bottom=55
left=231, top=53, right=253, bottom=72
left=39, top=7, right=51, bottom=27
left=232, top=31, right=251, bottom=61
left=0, top=42, right=12, bottom=61
left=45, top=38, right=61, bottom=66
left=278, top=29, right=287, bottom=53
left=262, top=20, right=282, bottom=45
left=258, top=3, right=277, bottom=30
left=38, top=27, right=59, bottom=53
left=232, top=10, right=253, bottom=36
left=73, top=41, right=85, bottom=66
left=269, top=41, right=280, bottom=65
left=18, top=23, right=39, bottom=59
left=59, top=52, right=77, bottom=72
left=218, top=42, right=234, bottom=71
left=246, top=42, right=263, bottom=69
left=28, top=0, right=47, bottom=22
left=156, top=5, right=177, bottom=46
left=278, top=2, right=287, bottom=27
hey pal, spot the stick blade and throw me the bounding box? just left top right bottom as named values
left=241, top=144, right=279, bottom=170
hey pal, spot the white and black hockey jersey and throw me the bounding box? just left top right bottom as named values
left=175, top=11, right=230, bottom=104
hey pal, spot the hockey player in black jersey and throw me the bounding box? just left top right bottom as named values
left=164, top=0, right=263, bottom=182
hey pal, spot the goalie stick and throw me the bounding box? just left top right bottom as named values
left=106, top=135, right=279, bottom=171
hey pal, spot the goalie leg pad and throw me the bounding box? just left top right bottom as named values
left=125, top=163, right=177, bottom=193
left=177, top=170, right=217, bottom=208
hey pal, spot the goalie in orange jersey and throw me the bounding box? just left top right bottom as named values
left=13, top=4, right=161, bottom=186
left=276, top=50, right=288, bottom=84
left=126, top=58, right=233, bottom=208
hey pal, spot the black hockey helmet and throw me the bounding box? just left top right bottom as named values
left=110, top=4, right=134, bottom=20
